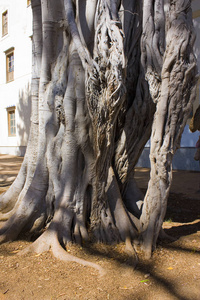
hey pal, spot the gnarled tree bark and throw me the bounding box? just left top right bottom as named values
left=0, top=0, right=197, bottom=268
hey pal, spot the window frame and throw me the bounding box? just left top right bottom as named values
left=7, top=106, right=16, bottom=137
left=5, top=48, right=14, bottom=83
left=2, top=10, right=8, bottom=36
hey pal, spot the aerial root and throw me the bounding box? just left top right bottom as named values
left=125, top=236, right=137, bottom=255
left=19, top=229, right=106, bottom=276
left=123, top=236, right=138, bottom=267
left=73, top=218, right=89, bottom=244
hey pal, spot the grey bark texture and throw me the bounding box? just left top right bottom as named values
left=0, top=0, right=197, bottom=266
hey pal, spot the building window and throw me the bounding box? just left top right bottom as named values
left=27, top=0, right=31, bottom=6
left=6, top=49, right=14, bottom=83
left=7, top=107, right=16, bottom=136
left=2, top=10, right=8, bottom=36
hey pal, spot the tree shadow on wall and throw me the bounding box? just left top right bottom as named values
left=17, top=83, right=32, bottom=156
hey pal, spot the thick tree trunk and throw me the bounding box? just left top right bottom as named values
left=0, top=0, right=197, bottom=268
left=140, top=0, right=197, bottom=258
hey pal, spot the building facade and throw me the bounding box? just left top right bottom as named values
left=0, top=1, right=199, bottom=170
left=0, top=0, right=32, bottom=156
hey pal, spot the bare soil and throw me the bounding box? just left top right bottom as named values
left=0, top=155, right=200, bottom=300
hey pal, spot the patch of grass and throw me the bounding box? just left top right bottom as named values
left=164, top=218, right=173, bottom=223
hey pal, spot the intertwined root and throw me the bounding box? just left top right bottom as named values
left=0, top=163, right=140, bottom=273
left=0, top=0, right=197, bottom=267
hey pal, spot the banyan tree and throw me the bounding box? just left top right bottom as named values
left=0, top=0, right=197, bottom=268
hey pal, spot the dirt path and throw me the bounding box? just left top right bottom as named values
left=0, top=155, right=199, bottom=300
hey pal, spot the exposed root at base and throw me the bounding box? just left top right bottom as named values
left=19, top=230, right=106, bottom=276
left=52, top=237, right=106, bottom=276
left=123, top=237, right=138, bottom=268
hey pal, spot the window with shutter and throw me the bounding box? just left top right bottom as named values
left=6, top=50, right=14, bottom=83
left=7, top=107, right=16, bottom=136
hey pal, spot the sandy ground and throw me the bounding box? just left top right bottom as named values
left=0, top=155, right=199, bottom=300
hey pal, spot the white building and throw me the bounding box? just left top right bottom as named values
left=0, top=0, right=199, bottom=170
left=0, top=0, right=32, bottom=156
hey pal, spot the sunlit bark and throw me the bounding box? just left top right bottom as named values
left=0, top=0, right=197, bottom=266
